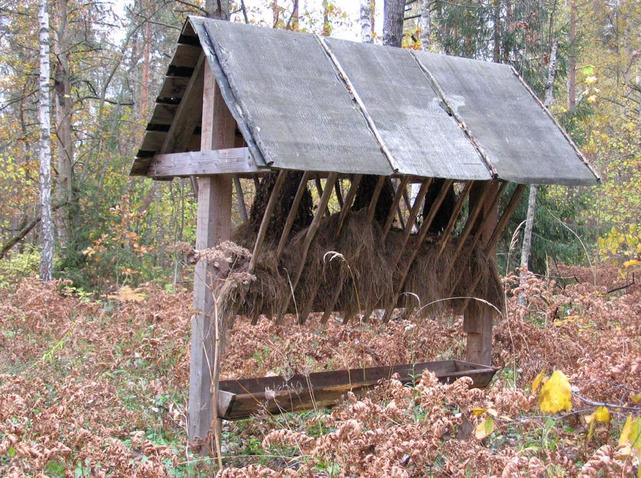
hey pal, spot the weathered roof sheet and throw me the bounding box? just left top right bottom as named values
left=131, top=16, right=599, bottom=185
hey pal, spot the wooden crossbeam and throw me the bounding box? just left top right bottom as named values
left=248, top=171, right=287, bottom=272
left=278, top=173, right=339, bottom=322
left=275, top=172, right=311, bottom=262
left=148, top=148, right=260, bottom=178
left=382, top=180, right=455, bottom=322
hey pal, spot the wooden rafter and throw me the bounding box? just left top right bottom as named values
left=392, top=178, right=432, bottom=264
left=248, top=170, right=287, bottom=272
left=278, top=173, right=339, bottom=322
left=383, top=176, right=410, bottom=238
left=383, top=179, right=455, bottom=322
left=275, top=171, right=311, bottom=262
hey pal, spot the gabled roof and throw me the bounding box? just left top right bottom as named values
left=131, top=16, right=600, bottom=185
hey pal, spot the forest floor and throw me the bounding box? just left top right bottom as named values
left=1, top=266, right=640, bottom=477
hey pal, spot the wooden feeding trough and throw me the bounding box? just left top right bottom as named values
left=219, top=360, right=497, bottom=420
left=130, top=17, right=599, bottom=449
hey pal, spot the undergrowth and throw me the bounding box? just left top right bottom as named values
left=1, top=265, right=640, bottom=477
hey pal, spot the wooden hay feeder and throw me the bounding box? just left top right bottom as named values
left=130, top=17, right=600, bottom=448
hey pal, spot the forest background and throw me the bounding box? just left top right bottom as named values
left=0, top=0, right=639, bottom=291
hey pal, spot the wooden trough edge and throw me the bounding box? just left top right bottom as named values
left=217, top=359, right=498, bottom=420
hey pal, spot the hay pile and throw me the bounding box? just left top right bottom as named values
left=218, top=210, right=503, bottom=322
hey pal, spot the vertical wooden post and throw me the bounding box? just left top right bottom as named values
left=188, top=67, right=234, bottom=447
left=463, top=181, right=499, bottom=365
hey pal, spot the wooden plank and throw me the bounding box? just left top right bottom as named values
left=275, top=172, right=311, bottom=262
left=148, top=148, right=259, bottom=178
left=188, top=67, right=235, bottom=445
left=217, top=359, right=497, bottom=420
left=278, top=173, right=338, bottom=321
left=249, top=170, right=287, bottom=272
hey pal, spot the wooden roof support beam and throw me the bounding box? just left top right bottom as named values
left=249, top=170, right=287, bottom=272
left=382, top=180, right=455, bottom=322
left=188, top=67, right=235, bottom=449
left=278, top=173, right=339, bottom=323
left=275, top=172, right=311, bottom=262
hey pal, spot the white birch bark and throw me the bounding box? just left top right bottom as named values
left=360, top=0, right=373, bottom=43
left=419, top=0, right=431, bottom=50
left=38, top=0, right=55, bottom=281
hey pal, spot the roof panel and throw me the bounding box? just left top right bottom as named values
left=413, top=52, right=599, bottom=185
left=324, top=38, right=491, bottom=180
left=196, top=18, right=392, bottom=175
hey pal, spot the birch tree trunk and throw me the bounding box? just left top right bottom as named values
left=519, top=40, right=558, bottom=301
left=360, top=0, right=373, bottom=43
left=567, top=0, right=577, bottom=111
left=419, top=0, right=431, bottom=49
left=38, top=0, right=55, bottom=281
left=206, top=0, right=229, bottom=19
left=383, top=0, right=405, bottom=47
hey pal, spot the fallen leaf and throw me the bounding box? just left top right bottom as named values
left=475, top=417, right=495, bottom=440
left=538, top=370, right=572, bottom=414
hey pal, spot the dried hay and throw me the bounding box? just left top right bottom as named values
left=217, top=211, right=503, bottom=323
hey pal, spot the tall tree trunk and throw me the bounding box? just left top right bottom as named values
left=322, top=0, right=331, bottom=36
left=419, top=0, right=431, bottom=50
left=38, top=0, right=54, bottom=281
left=383, top=0, right=405, bottom=47
left=288, top=0, right=299, bottom=30
left=493, top=0, right=501, bottom=62
left=370, top=0, right=376, bottom=37
left=544, top=41, right=559, bottom=107
left=53, top=0, right=73, bottom=247
left=502, top=0, right=512, bottom=62
left=360, top=0, right=373, bottom=43
left=140, top=5, right=151, bottom=119
left=271, top=1, right=279, bottom=28
left=567, top=0, right=577, bottom=111
left=206, top=0, right=229, bottom=19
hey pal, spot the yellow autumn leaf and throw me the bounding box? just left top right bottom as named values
left=619, top=415, right=641, bottom=458
left=538, top=370, right=572, bottom=414
left=623, top=259, right=640, bottom=268
left=471, top=407, right=486, bottom=417
left=475, top=417, right=495, bottom=440
left=630, top=393, right=641, bottom=404
left=531, top=370, right=546, bottom=394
